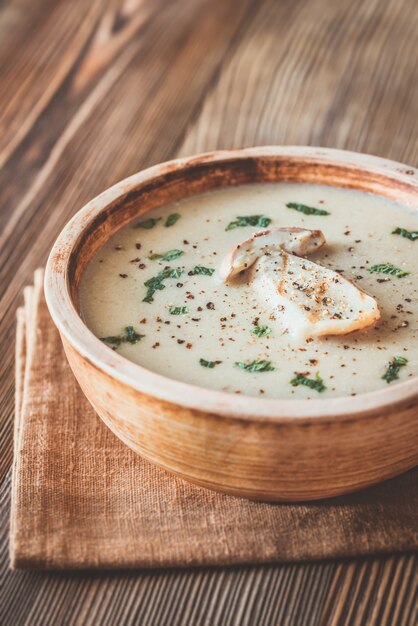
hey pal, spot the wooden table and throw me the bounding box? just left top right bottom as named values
left=1, top=0, right=417, bottom=623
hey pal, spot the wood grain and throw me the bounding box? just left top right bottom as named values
left=1, top=0, right=417, bottom=623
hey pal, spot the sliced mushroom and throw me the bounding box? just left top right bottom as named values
left=219, top=227, right=326, bottom=282
left=250, top=251, right=381, bottom=339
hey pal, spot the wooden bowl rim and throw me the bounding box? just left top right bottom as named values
left=44, top=146, right=418, bottom=422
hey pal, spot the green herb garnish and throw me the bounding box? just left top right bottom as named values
left=165, top=213, right=181, bottom=227
left=251, top=325, right=271, bottom=338
left=190, top=266, right=215, bottom=276
left=286, top=202, right=330, bottom=216
left=124, top=326, right=143, bottom=343
left=199, top=358, right=217, bottom=368
left=368, top=263, right=409, bottom=278
left=392, top=227, right=418, bottom=241
left=226, top=215, right=271, bottom=231
left=149, top=249, right=184, bottom=261
left=382, top=356, right=408, bottom=383
left=101, top=326, right=145, bottom=348
left=169, top=306, right=189, bottom=315
left=100, top=335, right=124, bottom=347
left=235, top=359, right=275, bottom=373
left=143, top=267, right=183, bottom=303
left=290, top=372, right=326, bottom=393
left=134, top=217, right=161, bottom=229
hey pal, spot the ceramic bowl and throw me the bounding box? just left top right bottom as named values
left=45, top=146, right=418, bottom=501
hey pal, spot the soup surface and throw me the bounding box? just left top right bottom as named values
left=79, top=183, right=418, bottom=399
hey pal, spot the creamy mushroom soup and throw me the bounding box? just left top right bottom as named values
left=79, top=183, right=418, bottom=399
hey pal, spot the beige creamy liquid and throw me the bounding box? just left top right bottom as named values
left=79, top=183, right=418, bottom=399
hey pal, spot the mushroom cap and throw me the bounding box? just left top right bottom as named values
left=219, top=227, right=326, bottom=282
left=251, top=251, right=381, bottom=339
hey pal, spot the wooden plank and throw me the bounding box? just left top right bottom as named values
left=1, top=0, right=417, bottom=623
left=178, top=0, right=418, bottom=162
left=0, top=0, right=102, bottom=167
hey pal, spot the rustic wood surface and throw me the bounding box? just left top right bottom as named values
left=0, top=0, right=417, bottom=623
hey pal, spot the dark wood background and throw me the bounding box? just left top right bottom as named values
left=1, top=0, right=417, bottom=623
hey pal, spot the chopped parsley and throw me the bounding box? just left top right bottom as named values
left=199, top=358, right=217, bottom=368
left=382, top=356, right=408, bottom=383
left=235, top=359, right=275, bottom=373
left=368, top=263, right=409, bottom=278
left=169, top=306, right=189, bottom=315
left=100, top=326, right=145, bottom=348
left=165, top=213, right=181, bottom=227
left=290, top=372, right=326, bottom=393
left=143, top=267, right=183, bottom=303
left=251, top=325, right=271, bottom=338
left=190, top=266, right=215, bottom=276
left=392, top=227, right=418, bottom=241
left=226, top=215, right=271, bottom=231
left=134, top=217, right=161, bottom=229
left=149, top=249, right=184, bottom=261
left=286, top=202, right=330, bottom=216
